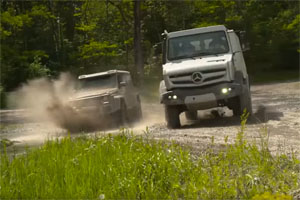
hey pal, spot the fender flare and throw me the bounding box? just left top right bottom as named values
left=159, top=80, right=167, bottom=103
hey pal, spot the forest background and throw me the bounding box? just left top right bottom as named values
left=0, top=0, right=299, bottom=107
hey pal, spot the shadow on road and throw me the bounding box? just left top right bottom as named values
left=181, top=105, right=284, bottom=129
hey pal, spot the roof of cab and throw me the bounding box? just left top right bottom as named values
left=78, top=70, right=129, bottom=79
left=166, top=25, right=227, bottom=38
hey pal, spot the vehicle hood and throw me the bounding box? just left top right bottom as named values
left=71, top=88, right=117, bottom=100
left=163, top=54, right=232, bottom=75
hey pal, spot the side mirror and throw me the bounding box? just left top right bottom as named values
left=238, top=31, right=250, bottom=51
left=120, top=81, right=127, bottom=87
left=153, top=42, right=162, bottom=56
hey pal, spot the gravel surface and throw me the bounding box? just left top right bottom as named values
left=1, top=81, right=299, bottom=158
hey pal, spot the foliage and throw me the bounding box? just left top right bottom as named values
left=1, top=122, right=299, bottom=199
left=0, top=0, right=299, bottom=94
left=80, top=41, right=118, bottom=59
left=252, top=192, right=292, bottom=200
left=28, top=56, right=50, bottom=79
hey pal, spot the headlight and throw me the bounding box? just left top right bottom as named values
left=221, top=88, right=231, bottom=94
left=168, top=95, right=178, bottom=100
left=221, top=88, right=228, bottom=94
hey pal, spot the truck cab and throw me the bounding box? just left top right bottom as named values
left=159, top=25, right=252, bottom=128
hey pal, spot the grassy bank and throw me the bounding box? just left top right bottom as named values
left=1, top=120, right=299, bottom=199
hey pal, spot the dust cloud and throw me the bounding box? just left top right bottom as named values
left=9, top=73, right=104, bottom=132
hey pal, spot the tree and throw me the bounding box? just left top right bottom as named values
left=1, top=0, right=299, bottom=99
left=133, top=0, right=144, bottom=84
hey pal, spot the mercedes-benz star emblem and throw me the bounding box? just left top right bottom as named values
left=191, top=72, right=203, bottom=84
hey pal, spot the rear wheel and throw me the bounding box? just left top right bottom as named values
left=185, top=111, right=198, bottom=120
left=165, top=105, right=180, bottom=129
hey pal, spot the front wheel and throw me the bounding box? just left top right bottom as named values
left=119, top=101, right=129, bottom=126
left=231, top=91, right=252, bottom=116
left=165, top=105, right=180, bottom=129
left=133, top=104, right=142, bottom=122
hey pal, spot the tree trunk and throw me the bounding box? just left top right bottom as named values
left=134, top=0, right=144, bottom=85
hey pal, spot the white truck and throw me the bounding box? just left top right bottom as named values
left=70, top=70, right=142, bottom=125
left=159, top=25, right=252, bottom=128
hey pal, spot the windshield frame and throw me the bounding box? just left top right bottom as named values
left=77, top=74, right=118, bottom=91
left=167, top=30, right=230, bottom=61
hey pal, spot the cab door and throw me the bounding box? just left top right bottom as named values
left=227, top=30, right=248, bottom=79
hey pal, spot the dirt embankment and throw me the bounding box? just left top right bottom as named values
left=1, top=81, right=300, bottom=158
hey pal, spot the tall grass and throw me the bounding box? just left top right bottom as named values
left=1, top=118, right=299, bottom=199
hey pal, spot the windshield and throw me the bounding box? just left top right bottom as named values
left=77, top=74, right=117, bottom=91
left=167, top=31, right=229, bottom=61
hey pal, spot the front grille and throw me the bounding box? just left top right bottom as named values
left=169, top=68, right=227, bottom=86
left=72, top=97, right=100, bottom=108
left=170, top=72, right=192, bottom=78
left=201, top=68, right=226, bottom=74
left=204, top=75, right=224, bottom=82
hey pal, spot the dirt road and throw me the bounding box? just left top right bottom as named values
left=1, top=81, right=299, bottom=157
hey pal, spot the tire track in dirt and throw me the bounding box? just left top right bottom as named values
left=142, top=81, right=300, bottom=158
left=1, top=81, right=300, bottom=158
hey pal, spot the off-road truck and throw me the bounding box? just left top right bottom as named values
left=70, top=70, right=142, bottom=125
left=159, top=25, right=252, bottom=128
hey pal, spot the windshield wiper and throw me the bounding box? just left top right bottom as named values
left=198, top=52, right=221, bottom=57
left=170, top=52, right=220, bottom=61
left=198, top=52, right=210, bottom=55
left=170, top=55, right=191, bottom=60
left=185, top=53, right=210, bottom=60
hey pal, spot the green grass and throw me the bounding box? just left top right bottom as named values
left=1, top=118, right=299, bottom=199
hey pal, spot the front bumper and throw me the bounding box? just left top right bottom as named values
left=69, top=97, right=121, bottom=116
left=72, top=102, right=113, bottom=115
left=160, top=82, right=243, bottom=109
